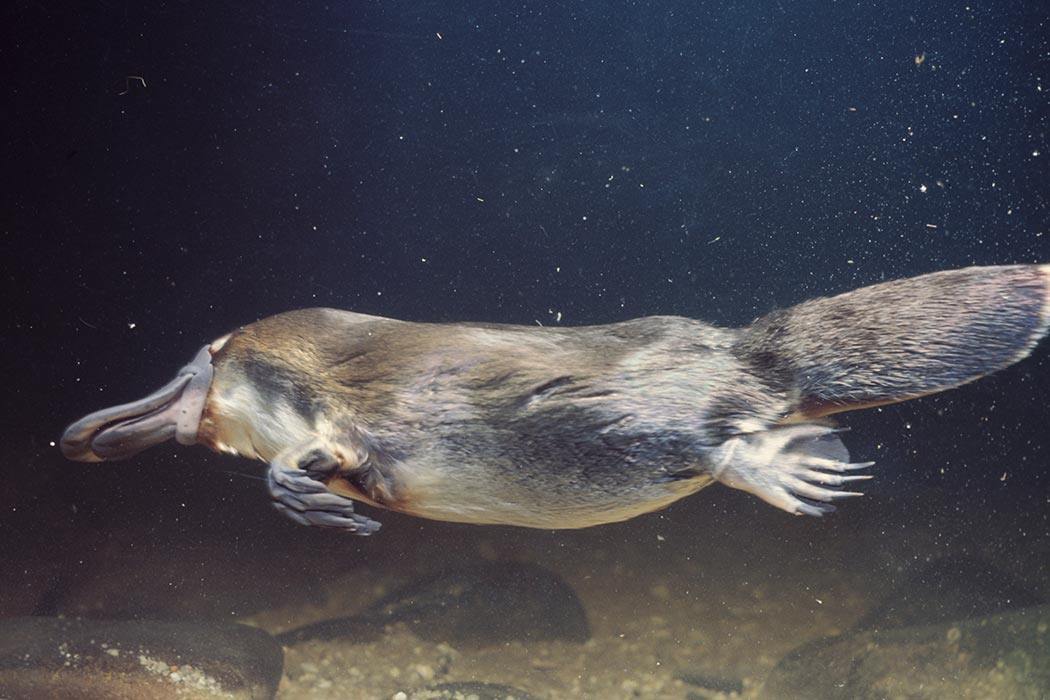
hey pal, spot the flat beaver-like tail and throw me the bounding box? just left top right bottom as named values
left=737, top=264, right=1050, bottom=418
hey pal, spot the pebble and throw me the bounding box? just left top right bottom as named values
left=278, top=561, right=589, bottom=649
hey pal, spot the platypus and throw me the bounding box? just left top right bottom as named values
left=61, top=265, right=1050, bottom=534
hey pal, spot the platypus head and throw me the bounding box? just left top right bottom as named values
left=61, top=325, right=319, bottom=464
left=60, top=340, right=224, bottom=462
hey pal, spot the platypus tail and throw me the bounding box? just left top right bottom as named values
left=737, top=264, right=1050, bottom=419
left=713, top=264, right=1049, bottom=517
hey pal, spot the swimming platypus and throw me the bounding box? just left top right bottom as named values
left=61, top=265, right=1050, bottom=534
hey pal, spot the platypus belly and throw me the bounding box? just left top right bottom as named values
left=61, top=264, right=1050, bottom=534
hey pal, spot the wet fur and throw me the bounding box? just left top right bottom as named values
left=197, top=265, right=1050, bottom=528
left=739, top=265, right=1050, bottom=418
left=202, top=312, right=757, bottom=527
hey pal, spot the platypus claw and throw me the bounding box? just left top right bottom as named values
left=711, top=425, right=874, bottom=517
left=267, top=440, right=381, bottom=535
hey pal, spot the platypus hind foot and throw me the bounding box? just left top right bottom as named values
left=267, top=439, right=382, bottom=534
left=710, top=425, right=874, bottom=516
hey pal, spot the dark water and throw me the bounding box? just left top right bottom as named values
left=5, top=1, right=1050, bottom=698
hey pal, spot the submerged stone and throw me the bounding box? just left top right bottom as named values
left=761, top=604, right=1050, bottom=699
left=0, top=617, right=283, bottom=699
left=674, top=669, right=744, bottom=695
left=278, top=561, right=590, bottom=648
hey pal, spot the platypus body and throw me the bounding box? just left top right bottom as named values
left=61, top=265, right=1050, bottom=534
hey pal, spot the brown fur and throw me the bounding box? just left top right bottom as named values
left=190, top=264, right=1049, bottom=527
left=61, top=264, right=1049, bottom=525
left=738, top=264, right=1050, bottom=417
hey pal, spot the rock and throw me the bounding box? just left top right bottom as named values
left=397, top=681, right=535, bottom=700
left=278, top=561, right=589, bottom=648
left=761, top=604, right=1050, bottom=699
left=0, top=617, right=283, bottom=699
left=855, top=556, right=1044, bottom=631
left=674, top=669, right=744, bottom=695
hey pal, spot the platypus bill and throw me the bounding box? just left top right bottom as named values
left=61, top=265, right=1050, bottom=535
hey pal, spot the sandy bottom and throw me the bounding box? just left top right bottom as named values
left=5, top=442, right=1048, bottom=700
left=240, top=487, right=1048, bottom=700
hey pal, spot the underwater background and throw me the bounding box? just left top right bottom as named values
left=4, top=1, right=1050, bottom=698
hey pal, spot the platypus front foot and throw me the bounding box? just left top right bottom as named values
left=710, top=424, right=874, bottom=517
left=267, top=439, right=382, bottom=534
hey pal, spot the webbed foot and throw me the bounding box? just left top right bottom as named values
left=710, top=424, right=873, bottom=516
left=267, top=439, right=382, bottom=534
